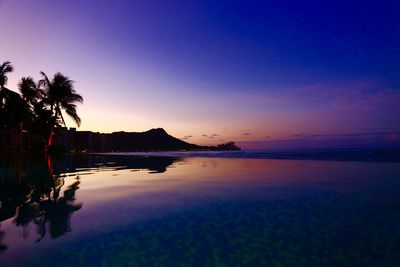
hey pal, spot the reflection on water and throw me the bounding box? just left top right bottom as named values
left=0, top=155, right=181, bottom=254
left=0, top=155, right=399, bottom=266
left=0, top=156, right=78, bottom=247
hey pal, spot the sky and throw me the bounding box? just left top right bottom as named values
left=1, top=0, right=400, bottom=148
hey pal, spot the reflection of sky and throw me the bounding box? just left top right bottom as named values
left=2, top=156, right=400, bottom=266
left=1, top=1, right=400, bottom=148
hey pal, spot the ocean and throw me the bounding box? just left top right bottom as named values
left=100, top=148, right=400, bottom=162
left=0, top=150, right=399, bottom=266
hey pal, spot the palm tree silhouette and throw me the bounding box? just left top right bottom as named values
left=1, top=60, right=84, bottom=152
left=0, top=61, right=15, bottom=109
left=18, top=77, right=43, bottom=106
left=0, top=60, right=14, bottom=92
left=0, top=61, right=15, bottom=125
left=0, top=61, right=29, bottom=153
left=39, top=72, right=83, bottom=127
left=13, top=195, right=40, bottom=239
left=1, top=156, right=83, bottom=242
left=0, top=227, right=7, bottom=254
left=34, top=179, right=82, bottom=241
left=38, top=72, right=83, bottom=147
left=17, top=77, right=43, bottom=129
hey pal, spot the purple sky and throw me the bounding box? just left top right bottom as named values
left=1, top=0, right=399, bottom=148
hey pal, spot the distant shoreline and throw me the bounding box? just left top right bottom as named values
left=89, top=148, right=400, bottom=163
left=51, top=127, right=240, bottom=153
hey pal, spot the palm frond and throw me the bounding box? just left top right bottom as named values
left=0, top=61, right=14, bottom=73
left=37, top=71, right=83, bottom=128
left=38, top=71, right=51, bottom=91
left=65, top=92, right=83, bottom=103
left=65, top=105, right=81, bottom=127
left=18, top=77, right=38, bottom=102
left=0, top=61, right=14, bottom=87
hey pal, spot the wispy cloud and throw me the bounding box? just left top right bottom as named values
left=235, top=82, right=400, bottom=112
left=182, top=135, right=193, bottom=140
left=239, top=131, right=400, bottom=150
left=202, top=133, right=219, bottom=138
left=265, top=131, right=400, bottom=143
left=309, top=131, right=400, bottom=139
left=331, top=88, right=400, bottom=111
left=201, top=133, right=219, bottom=139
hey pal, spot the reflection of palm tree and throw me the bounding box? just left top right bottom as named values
left=0, top=156, right=83, bottom=243
left=0, top=226, right=7, bottom=254
left=35, top=179, right=82, bottom=241
left=14, top=200, right=39, bottom=239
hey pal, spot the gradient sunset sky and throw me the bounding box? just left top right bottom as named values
left=1, top=0, right=400, bottom=148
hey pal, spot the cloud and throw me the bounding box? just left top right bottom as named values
left=292, top=133, right=305, bottom=137
left=235, top=83, right=330, bottom=105
left=238, top=132, right=400, bottom=150
left=309, top=131, right=400, bottom=139
left=182, top=135, right=193, bottom=140
left=202, top=133, right=218, bottom=138
left=235, top=82, right=400, bottom=112
left=242, top=132, right=252, bottom=136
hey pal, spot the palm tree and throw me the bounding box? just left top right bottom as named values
left=0, top=60, right=15, bottom=115
left=17, top=77, right=43, bottom=128
left=0, top=60, right=14, bottom=90
left=39, top=72, right=83, bottom=127
left=38, top=72, right=83, bottom=147
left=0, top=61, right=27, bottom=131
left=18, top=77, right=43, bottom=106
left=0, top=228, right=7, bottom=254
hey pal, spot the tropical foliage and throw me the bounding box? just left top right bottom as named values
left=0, top=61, right=24, bottom=127
left=0, top=60, right=83, bottom=152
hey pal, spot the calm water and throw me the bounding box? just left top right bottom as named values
left=0, top=154, right=399, bottom=266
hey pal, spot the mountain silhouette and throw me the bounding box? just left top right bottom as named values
left=57, top=127, right=240, bottom=152
left=107, top=128, right=201, bottom=151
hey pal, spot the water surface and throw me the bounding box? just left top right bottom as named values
left=0, top=154, right=399, bottom=266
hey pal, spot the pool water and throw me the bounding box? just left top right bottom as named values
left=0, top=155, right=399, bottom=266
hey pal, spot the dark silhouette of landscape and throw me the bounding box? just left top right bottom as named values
left=1, top=60, right=83, bottom=154
left=0, top=156, right=82, bottom=249
left=0, top=60, right=239, bottom=154
left=54, top=127, right=240, bottom=152
left=0, top=154, right=182, bottom=252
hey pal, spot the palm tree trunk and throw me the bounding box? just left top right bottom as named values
left=0, top=86, right=4, bottom=110
left=57, top=105, right=66, bottom=127
left=48, top=129, right=54, bottom=148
